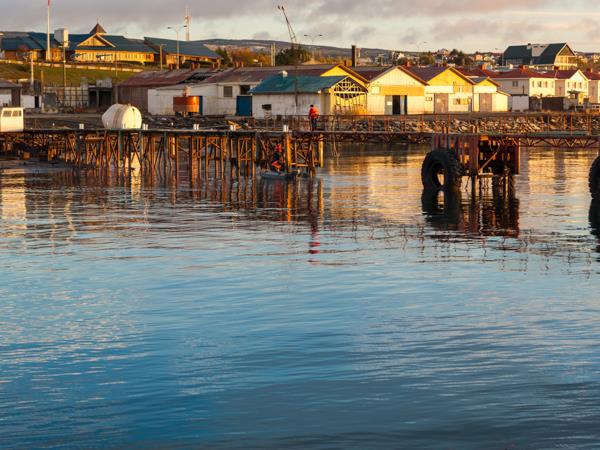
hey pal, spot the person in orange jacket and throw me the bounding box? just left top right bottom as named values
left=271, top=143, right=285, bottom=172
left=308, top=104, right=320, bottom=131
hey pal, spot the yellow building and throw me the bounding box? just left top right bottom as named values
left=408, top=66, right=475, bottom=113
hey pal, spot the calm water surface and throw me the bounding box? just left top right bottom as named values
left=1, top=145, right=600, bottom=449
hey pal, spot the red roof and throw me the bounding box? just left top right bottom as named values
left=544, top=69, right=581, bottom=79
left=456, top=67, right=497, bottom=78
left=584, top=70, right=600, bottom=80
left=491, top=68, right=555, bottom=79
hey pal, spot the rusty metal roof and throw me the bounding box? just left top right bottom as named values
left=0, top=79, right=20, bottom=89
left=117, top=70, right=200, bottom=87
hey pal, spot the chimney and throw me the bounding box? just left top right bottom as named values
left=351, top=45, right=357, bottom=68
left=405, top=60, right=411, bottom=68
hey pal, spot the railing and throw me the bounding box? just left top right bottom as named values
left=239, top=112, right=600, bottom=136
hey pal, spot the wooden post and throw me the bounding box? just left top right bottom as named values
left=284, top=132, right=292, bottom=173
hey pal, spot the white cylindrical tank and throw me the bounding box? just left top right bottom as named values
left=102, top=104, right=143, bottom=130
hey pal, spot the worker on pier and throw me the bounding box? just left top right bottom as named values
left=309, top=104, right=320, bottom=131
left=271, top=143, right=286, bottom=172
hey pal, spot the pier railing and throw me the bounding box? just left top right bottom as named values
left=241, top=112, right=600, bottom=136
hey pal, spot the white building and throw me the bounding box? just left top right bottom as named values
left=545, top=69, right=589, bottom=103
left=250, top=73, right=368, bottom=119
left=490, top=68, right=556, bottom=111
left=585, top=70, right=600, bottom=104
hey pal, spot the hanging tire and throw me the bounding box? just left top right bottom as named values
left=421, top=149, right=462, bottom=190
left=589, top=156, right=600, bottom=198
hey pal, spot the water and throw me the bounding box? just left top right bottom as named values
left=1, top=145, right=600, bottom=449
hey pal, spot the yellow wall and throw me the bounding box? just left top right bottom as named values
left=429, top=69, right=473, bottom=93
left=322, top=66, right=367, bottom=88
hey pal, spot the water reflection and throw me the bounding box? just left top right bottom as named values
left=421, top=185, right=520, bottom=238
left=589, top=199, right=600, bottom=256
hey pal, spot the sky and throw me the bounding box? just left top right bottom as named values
left=0, top=0, right=599, bottom=52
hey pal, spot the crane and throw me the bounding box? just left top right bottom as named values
left=277, top=5, right=300, bottom=114
left=278, top=6, right=298, bottom=51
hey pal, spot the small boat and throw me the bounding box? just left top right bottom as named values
left=260, top=170, right=298, bottom=181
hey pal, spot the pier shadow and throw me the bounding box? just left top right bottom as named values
left=421, top=183, right=520, bottom=238
left=589, top=199, right=600, bottom=256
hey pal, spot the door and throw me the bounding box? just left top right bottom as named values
left=197, top=96, right=203, bottom=115
left=389, top=96, right=408, bottom=115
left=236, top=95, right=252, bottom=117
left=479, top=94, right=492, bottom=112
left=434, top=94, right=449, bottom=113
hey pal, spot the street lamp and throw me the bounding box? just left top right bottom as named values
left=411, top=41, right=427, bottom=65
left=304, top=34, right=323, bottom=61
left=167, top=25, right=188, bottom=70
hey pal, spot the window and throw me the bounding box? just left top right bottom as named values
left=223, top=86, right=233, bottom=98
left=262, top=104, right=272, bottom=111
left=512, top=81, right=519, bottom=87
left=240, top=85, right=251, bottom=95
left=425, top=96, right=433, bottom=102
left=538, top=81, right=542, bottom=88
left=453, top=98, right=469, bottom=105
left=12, top=110, right=21, bottom=117
left=2, top=110, right=11, bottom=117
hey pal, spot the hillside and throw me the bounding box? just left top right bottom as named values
left=199, top=38, right=402, bottom=60
left=0, top=62, right=141, bottom=86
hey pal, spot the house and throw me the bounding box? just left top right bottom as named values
left=584, top=70, right=600, bottom=104
left=1, top=24, right=157, bottom=64
left=544, top=69, right=589, bottom=104
left=0, top=79, right=21, bottom=106
left=352, top=66, right=427, bottom=115
left=407, top=66, right=475, bottom=113
left=250, top=73, right=368, bottom=118
left=117, top=69, right=212, bottom=112
left=144, top=37, right=221, bottom=68
left=456, top=68, right=509, bottom=112
left=502, top=43, right=578, bottom=70
left=150, top=64, right=368, bottom=117
left=490, top=68, right=556, bottom=111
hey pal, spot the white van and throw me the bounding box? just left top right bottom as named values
left=0, top=107, right=24, bottom=132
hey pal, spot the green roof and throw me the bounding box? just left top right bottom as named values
left=250, top=75, right=347, bottom=94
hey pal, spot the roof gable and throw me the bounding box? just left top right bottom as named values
left=535, top=43, right=571, bottom=65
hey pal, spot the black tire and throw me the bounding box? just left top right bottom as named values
left=589, top=156, right=600, bottom=199
left=421, top=149, right=462, bottom=190
left=421, top=187, right=463, bottom=230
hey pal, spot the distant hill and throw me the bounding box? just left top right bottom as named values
left=198, top=38, right=406, bottom=61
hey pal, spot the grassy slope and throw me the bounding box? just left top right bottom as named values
left=0, top=62, right=142, bottom=85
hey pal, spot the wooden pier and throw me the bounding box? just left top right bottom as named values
left=1, top=117, right=600, bottom=196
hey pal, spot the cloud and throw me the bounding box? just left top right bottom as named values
left=0, top=0, right=597, bottom=51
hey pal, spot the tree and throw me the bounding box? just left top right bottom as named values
left=216, top=48, right=232, bottom=67
left=418, top=52, right=435, bottom=66
left=275, top=46, right=311, bottom=66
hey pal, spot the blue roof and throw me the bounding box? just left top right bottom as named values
left=2, top=32, right=155, bottom=53
left=144, top=37, right=221, bottom=59
left=250, top=75, right=349, bottom=94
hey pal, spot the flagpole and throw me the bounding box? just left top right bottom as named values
left=46, top=0, right=51, bottom=61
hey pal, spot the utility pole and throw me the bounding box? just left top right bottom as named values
left=304, top=34, right=323, bottom=61
left=62, top=45, right=67, bottom=105
left=168, top=25, right=187, bottom=70
left=46, top=0, right=51, bottom=61
left=29, top=50, right=35, bottom=90
left=184, top=6, right=191, bottom=42
left=158, top=44, right=165, bottom=71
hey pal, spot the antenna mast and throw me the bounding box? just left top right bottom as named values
left=184, top=6, right=191, bottom=41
